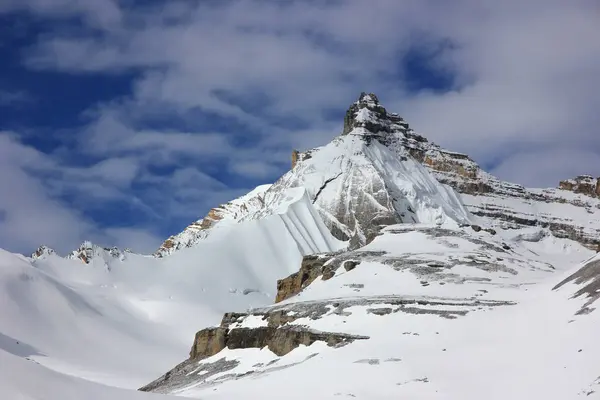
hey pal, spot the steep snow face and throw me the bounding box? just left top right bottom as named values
left=153, top=93, right=473, bottom=255
left=0, top=188, right=343, bottom=391
left=266, top=134, right=470, bottom=246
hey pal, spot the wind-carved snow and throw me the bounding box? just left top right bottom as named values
left=263, top=134, right=470, bottom=247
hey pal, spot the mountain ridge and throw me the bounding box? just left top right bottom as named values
left=33, top=93, right=600, bottom=263
left=153, top=92, right=600, bottom=259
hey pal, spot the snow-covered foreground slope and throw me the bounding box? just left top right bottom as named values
left=0, top=347, right=179, bottom=400
left=0, top=188, right=343, bottom=396
left=144, top=224, right=600, bottom=400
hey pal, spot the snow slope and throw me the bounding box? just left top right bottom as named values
left=0, top=188, right=343, bottom=394
left=0, top=347, right=177, bottom=400
left=148, top=224, right=600, bottom=400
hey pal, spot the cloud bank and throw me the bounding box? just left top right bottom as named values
left=1, top=0, right=599, bottom=254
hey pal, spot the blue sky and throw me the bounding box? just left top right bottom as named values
left=1, top=0, right=599, bottom=255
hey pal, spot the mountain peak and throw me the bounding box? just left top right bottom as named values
left=357, top=91, right=380, bottom=106
left=31, top=245, right=56, bottom=260
left=342, top=92, right=410, bottom=140
left=67, top=241, right=125, bottom=264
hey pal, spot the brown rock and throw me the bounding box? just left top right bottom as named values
left=192, top=325, right=367, bottom=359
left=558, top=175, right=599, bottom=197
left=291, top=149, right=300, bottom=169
left=189, top=327, right=227, bottom=360
left=275, top=254, right=334, bottom=303
left=200, top=209, right=224, bottom=229
left=423, top=154, right=478, bottom=180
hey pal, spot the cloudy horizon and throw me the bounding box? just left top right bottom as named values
left=1, top=0, right=599, bottom=255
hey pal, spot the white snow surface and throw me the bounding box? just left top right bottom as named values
left=0, top=188, right=343, bottom=399
left=167, top=224, right=600, bottom=400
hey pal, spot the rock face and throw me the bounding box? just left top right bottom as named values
left=559, top=175, right=600, bottom=197
left=189, top=327, right=227, bottom=360
left=276, top=253, right=360, bottom=303
left=262, top=93, right=471, bottom=247
left=291, top=149, right=300, bottom=169
left=188, top=311, right=368, bottom=360
left=189, top=324, right=364, bottom=360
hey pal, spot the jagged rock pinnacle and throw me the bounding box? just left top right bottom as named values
left=343, top=92, right=385, bottom=135
left=341, top=92, right=411, bottom=145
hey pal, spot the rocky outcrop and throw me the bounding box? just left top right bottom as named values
left=67, top=241, right=124, bottom=264
left=190, top=325, right=363, bottom=360
left=31, top=245, right=55, bottom=260
left=142, top=305, right=370, bottom=393
left=559, top=175, right=600, bottom=197
left=276, top=253, right=360, bottom=303
left=342, top=92, right=401, bottom=137
left=276, top=254, right=334, bottom=302
left=189, top=327, right=227, bottom=360
left=291, top=149, right=300, bottom=169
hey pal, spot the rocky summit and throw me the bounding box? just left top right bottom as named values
left=6, top=93, right=600, bottom=400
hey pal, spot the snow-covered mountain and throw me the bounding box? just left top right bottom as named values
left=2, top=92, right=600, bottom=399
left=156, top=93, right=600, bottom=260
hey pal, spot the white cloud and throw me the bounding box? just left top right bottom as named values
left=0, top=133, right=94, bottom=254
left=1, top=0, right=599, bottom=253
left=491, top=148, right=600, bottom=188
